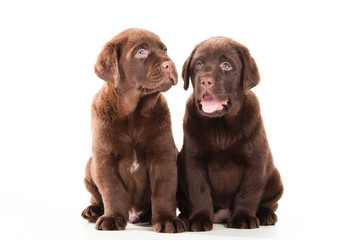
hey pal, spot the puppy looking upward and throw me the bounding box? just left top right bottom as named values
left=81, top=28, right=185, bottom=233
left=177, top=37, right=283, bottom=231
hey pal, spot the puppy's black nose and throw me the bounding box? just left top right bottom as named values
left=200, top=77, right=214, bottom=89
left=161, top=60, right=175, bottom=73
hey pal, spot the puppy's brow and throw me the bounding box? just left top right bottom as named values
left=136, top=43, right=148, bottom=49
left=220, top=54, right=236, bottom=62
left=158, top=43, right=166, bottom=50
left=193, top=51, right=201, bottom=59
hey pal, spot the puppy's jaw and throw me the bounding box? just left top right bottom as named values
left=169, top=70, right=178, bottom=85
left=140, top=81, right=172, bottom=96
left=141, top=69, right=178, bottom=95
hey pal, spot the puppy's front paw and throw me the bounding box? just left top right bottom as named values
left=187, top=213, right=213, bottom=232
left=81, top=205, right=104, bottom=222
left=153, top=217, right=186, bottom=233
left=228, top=213, right=260, bottom=229
left=257, top=208, right=277, bottom=226
left=95, top=215, right=127, bottom=230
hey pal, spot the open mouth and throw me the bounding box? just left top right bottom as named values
left=200, top=93, right=228, bottom=113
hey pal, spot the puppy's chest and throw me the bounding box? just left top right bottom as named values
left=114, top=119, right=155, bottom=177
left=126, top=149, right=141, bottom=174
left=118, top=149, right=151, bottom=208
left=206, top=124, right=238, bottom=151
left=207, top=155, right=243, bottom=197
left=117, top=113, right=160, bottom=143
left=118, top=148, right=148, bottom=184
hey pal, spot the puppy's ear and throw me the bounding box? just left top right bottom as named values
left=182, top=49, right=196, bottom=90
left=94, top=41, right=122, bottom=85
left=236, top=44, right=260, bottom=93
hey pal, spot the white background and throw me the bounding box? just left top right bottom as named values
left=1, top=0, right=359, bottom=239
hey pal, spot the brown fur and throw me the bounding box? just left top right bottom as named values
left=177, top=37, right=283, bottom=231
left=81, top=28, right=185, bottom=233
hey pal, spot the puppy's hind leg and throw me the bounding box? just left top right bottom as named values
left=81, top=157, right=104, bottom=222
left=82, top=181, right=104, bottom=222
left=257, top=168, right=283, bottom=226
left=176, top=151, right=189, bottom=221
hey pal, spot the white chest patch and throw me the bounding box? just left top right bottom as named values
left=127, top=150, right=140, bottom=174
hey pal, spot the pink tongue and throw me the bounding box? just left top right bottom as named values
left=201, top=94, right=224, bottom=113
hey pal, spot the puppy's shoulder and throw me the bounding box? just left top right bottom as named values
left=241, top=90, right=261, bottom=119
left=237, top=91, right=265, bottom=139
left=156, top=93, right=170, bottom=109
left=183, top=93, right=197, bottom=122
left=135, top=93, right=172, bottom=128
left=91, top=83, right=120, bottom=120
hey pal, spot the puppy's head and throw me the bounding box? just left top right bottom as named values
left=95, top=28, right=178, bottom=95
left=182, top=37, right=259, bottom=117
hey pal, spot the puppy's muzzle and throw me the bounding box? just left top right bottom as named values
left=200, top=76, right=214, bottom=89
left=161, top=60, right=177, bottom=85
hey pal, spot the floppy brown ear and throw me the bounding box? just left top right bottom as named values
left=94, top=41, right=121, bottom=86
left=181, top=49, right=196, bottom=90
left=236, top=44, right=260, bottom=93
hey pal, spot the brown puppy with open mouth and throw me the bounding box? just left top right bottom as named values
left=81, top=28, right=185, bottom=233
left=177, top=37, right=283, bottom=231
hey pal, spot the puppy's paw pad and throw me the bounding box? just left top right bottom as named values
left=95, top=215, right=126, bottom=230
left=153, top=217, right=186, bottom=233
left=257, top=208, right=277, bottom=226
left=188, top=214, right=213, bottom=232
left=81, top=205, right=104, bottom=222
left=228, top=214, right=260, bottom=229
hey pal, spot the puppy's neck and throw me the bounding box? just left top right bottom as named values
left=102, top=83, right=140, bottom=119
left=104, top=83, right=161, bottom=119
left=137, top=92, right=162, bottom=117
left=226, top=91, right=261, bottom=127
left=225, top=94, right=245, bottom=119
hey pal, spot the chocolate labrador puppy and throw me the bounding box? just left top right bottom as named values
left=81, top=28, right=185, bottom=233
left=177, top=37, right=284, bottom=231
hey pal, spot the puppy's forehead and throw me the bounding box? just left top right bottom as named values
left=112, top=28, right=162, bottom=46
left=127, top=29, right=161, bottom=42
left=194, top=37, right=237, bottom=58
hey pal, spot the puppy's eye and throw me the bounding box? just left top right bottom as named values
left=195, top=61, right=203, bottom=69
left=163, top=47, right=167, bottom=53
left=135, top=49, right=148, bottom=59
left=221, top=62, right=232, bottom=71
